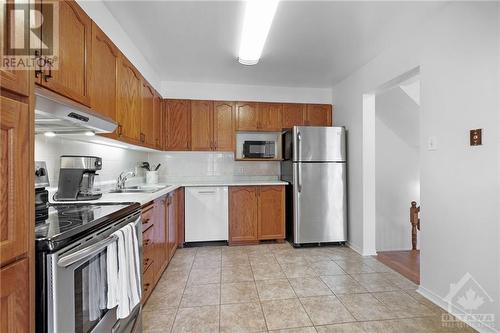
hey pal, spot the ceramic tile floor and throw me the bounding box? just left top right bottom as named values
left=142, top=242, right=477, bottom=333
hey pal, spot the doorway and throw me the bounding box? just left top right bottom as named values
left=362, top=67, right=421, bottom=284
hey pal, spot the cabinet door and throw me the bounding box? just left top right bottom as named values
left=153, top=92, right=162, bottom=149
left=304, top=104, right=332, bottom=126
left=90, top=22, right=118, bottom=121
left=258, top=186, right=285, bottom=240
left=0, top=0, right=29, bottom=96
left=190, top=100, right=213, bottom=151
left=167, top=193, right=177, bottom=261
left=40, top=0, right=92, bottom=106
left=0, top=259, right=30, bottom=333
left=0, top=97, right=29, bottom=265
left=141, top=82, right=155, bottom=146
left=213, top=101, right=234, bottom=151
left=258, top=102, right=282, bottom=131
left=116, top=57, right=141, bottom=142
left=229, top=187, right=258, bottom=244
left=153, top=197, right=167, bottom=273
left=282, top=103, right=305, bottom=129
left=235, top=102, right=259, bottom=131
left=165, top=99, right=191, bottom=150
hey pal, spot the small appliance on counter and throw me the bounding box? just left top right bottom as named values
left=35, top=161, right=143, bottom=333
left=54, top=155, right=103, bottom=201
left=243, top=140, right=276, bottom=158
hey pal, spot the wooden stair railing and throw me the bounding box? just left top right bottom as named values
left=410, top=201, right=420, bottom=251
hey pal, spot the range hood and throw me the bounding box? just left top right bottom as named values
left=35, top=94, right=117, bottom=134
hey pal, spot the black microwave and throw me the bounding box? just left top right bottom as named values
left=243, top=141, right=276, bottom=158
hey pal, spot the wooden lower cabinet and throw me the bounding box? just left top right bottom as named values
left=258, top=186, right=285, bottom=240
left=0, top=258, right=30, bottom=333
left=229, top=187, right=259, bottom=244
left=229, top=185, right=285, bottom=244
left=141, top=188, right=184, bottom=304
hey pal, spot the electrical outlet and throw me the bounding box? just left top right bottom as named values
left=470, top=129, right=482, bottom=146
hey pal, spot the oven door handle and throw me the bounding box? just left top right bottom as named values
left=57, top=235, right=118, bottom=268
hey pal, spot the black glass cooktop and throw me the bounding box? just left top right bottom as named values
left=35, top=203, right=139, bottom=252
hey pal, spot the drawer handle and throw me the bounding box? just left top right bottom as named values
left=198, top=191, right=216, bottom=194
left=142, top=218, right=150, bottom=224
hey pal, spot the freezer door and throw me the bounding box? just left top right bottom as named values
left=293, top=126, right=346, bottom=162
left=293, top=162, right=347, bottom=244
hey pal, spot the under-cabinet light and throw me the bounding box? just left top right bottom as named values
left=238, top=0, right=279, bottom=65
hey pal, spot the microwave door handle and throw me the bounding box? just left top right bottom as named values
left=57, top=235, right=118, bottom=268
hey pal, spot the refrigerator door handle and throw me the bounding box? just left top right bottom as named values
left=297, top=131, right=302, bottom=192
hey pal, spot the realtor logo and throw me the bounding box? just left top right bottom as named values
left=442, top=272, right=495, bottom=329
left=1, top=0, right=59, bottom=70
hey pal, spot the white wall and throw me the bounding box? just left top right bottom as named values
left=375, top=87, right=420, bottom=251
left=332, top=2, right=499, bottom=331
left=162, top=81, right=332, bottom=104
left=76, top=0, right=161, bottom=91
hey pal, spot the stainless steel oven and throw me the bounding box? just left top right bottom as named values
left=45, top=211, right=142, bottom=333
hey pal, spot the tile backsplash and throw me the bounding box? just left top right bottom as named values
left=35, top=136, right=281, bottom=188
left=35, top=135, right=148, bottom=187
left=147, top=151, right=281, bottom=179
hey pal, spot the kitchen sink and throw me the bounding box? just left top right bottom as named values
left=108, top=185, right=168, bottom=193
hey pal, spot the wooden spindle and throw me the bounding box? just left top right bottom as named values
left=410, top=201, right=420, bottom=251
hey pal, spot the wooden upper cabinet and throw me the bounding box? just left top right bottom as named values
left=0, top=259, right=30, bottom=333
left=257, top=102, right=282, bottom=131
left=0, top=96, right=29, bottom=265
left=235, top=102, right=259, bottom=131
left=141, top=82, right=155, bottom=146
left=213, top=101, right=234, bottom=151
left=236, top=102, right=282, bottom=131
left=153, top=92, right=162, bottom=149
left=116, top=56, right=141, bottom=142
left=0, top=0, right=29, bottom=96
left=282, top=103, right=305, bottom=129
left=229, top=187, right=259, bottom=244
left=39, top=0, right=92, bottom=106
left=304, top=104, right=332, bottom=126
left=90, top=22, right=118, bottom=121
left=190, top=100, right=213, bottom=151
left=164, top=99, right=191, bottom=150
left=258, top=186, right=285, bottom=240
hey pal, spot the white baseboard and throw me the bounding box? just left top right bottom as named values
left=417, top=286, right=499, bottom=333
left=346, top=242, right=377, bottom=257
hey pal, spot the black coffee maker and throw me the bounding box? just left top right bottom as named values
left=54, top=155, right=103, bottom=201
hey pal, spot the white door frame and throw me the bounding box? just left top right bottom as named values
left=361, top=66, right=420, bottom=256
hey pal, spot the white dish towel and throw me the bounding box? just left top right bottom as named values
left=106, top=223, right=142, bottom=319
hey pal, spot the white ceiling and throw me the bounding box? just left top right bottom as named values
left=103, top=1, right=444, bottom=88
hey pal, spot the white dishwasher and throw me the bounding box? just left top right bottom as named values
left=185, top=186, right=228, bottom=242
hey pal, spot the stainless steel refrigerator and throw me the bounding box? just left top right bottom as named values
left=281, top=126, right=347, bottom=246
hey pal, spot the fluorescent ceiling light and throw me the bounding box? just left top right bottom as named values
left=238, top=0, right=279, bottom=65
left=44, top=131, right=56, bottom=137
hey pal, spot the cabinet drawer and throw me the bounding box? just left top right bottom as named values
left=142, top=223, right=155, bottom=250
left=141, top=205, right=154, bottom=231
left=142, top=263, right=156, bottom=303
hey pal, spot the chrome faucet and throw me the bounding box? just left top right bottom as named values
left=116, top=170, right=135, bottom=189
